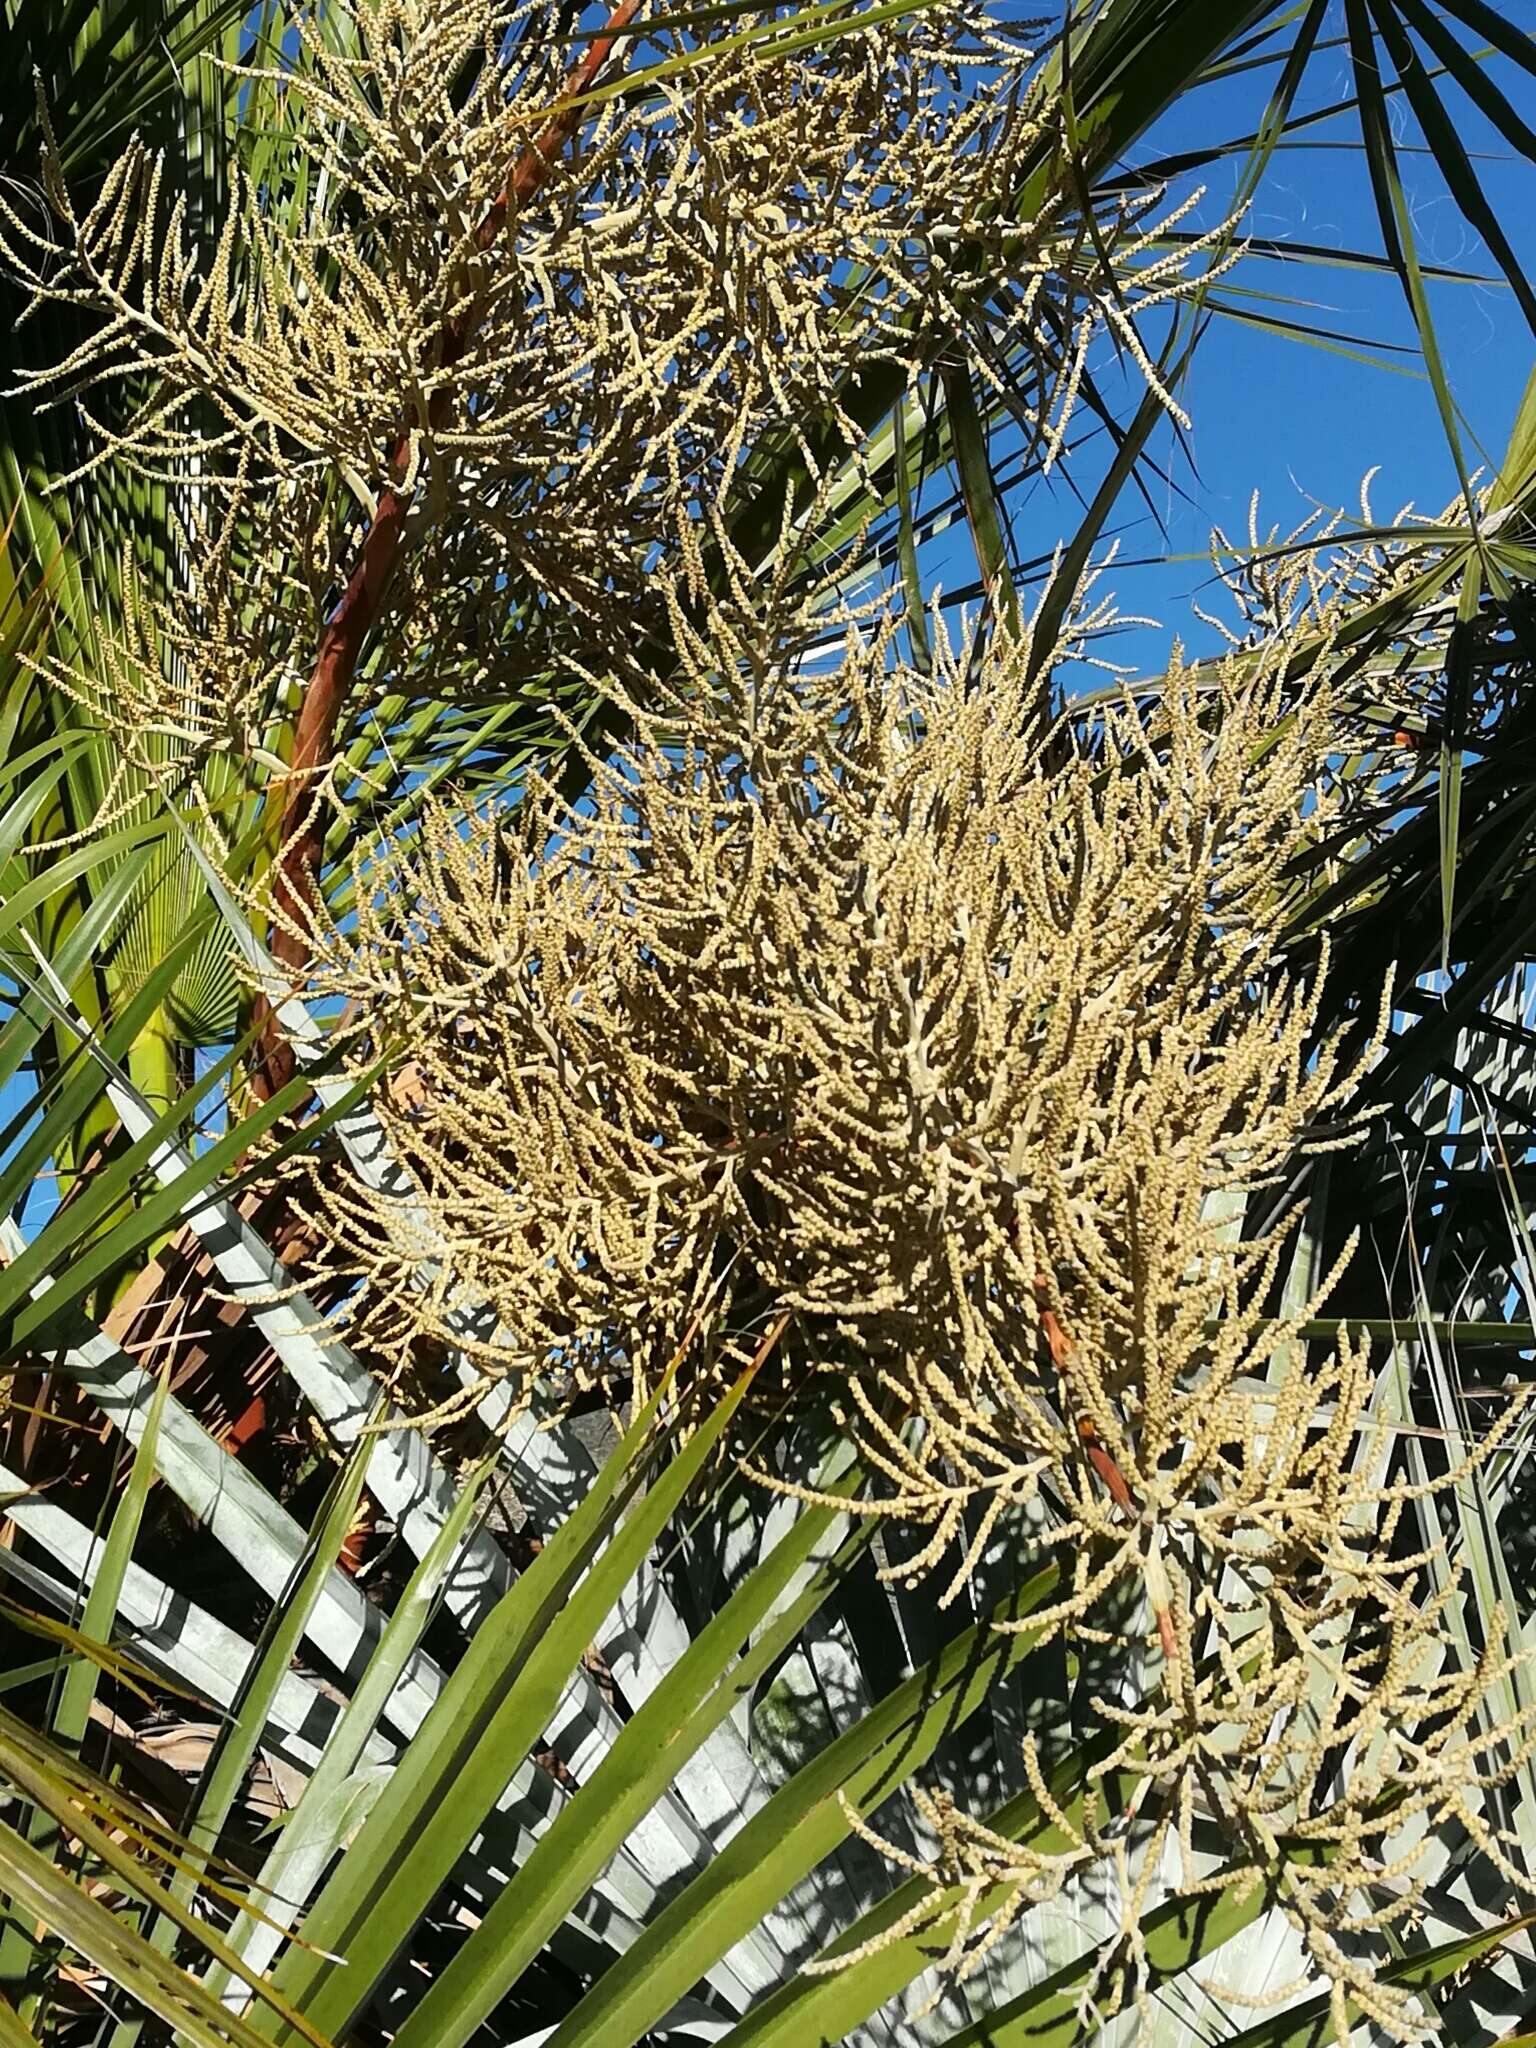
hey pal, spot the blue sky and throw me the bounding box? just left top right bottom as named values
left=987, top=16, right=1536, bottom=672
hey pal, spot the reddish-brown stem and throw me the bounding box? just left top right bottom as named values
left=254, top=0, right=645, bottom=1097
left=1035, top=1272, right=1177, bottom=1663
left=1034, top=1272, right=1139, bottom=1516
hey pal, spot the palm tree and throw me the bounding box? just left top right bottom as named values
left=0, top=1, right=1535, bottom=2043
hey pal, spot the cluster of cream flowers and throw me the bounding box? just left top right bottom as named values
left=2, top=0, right=1230, bottom=747
left=304, top=576, right=1361, bottom=1446
left=298, top=571, right=1534, bottom=2035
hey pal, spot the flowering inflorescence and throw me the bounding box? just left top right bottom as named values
left=302, top=559, right=1370, bottom=1456
left=295, top=558, right=1535, bottom=2033
left=1, top=0, right=1233, bottom=709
